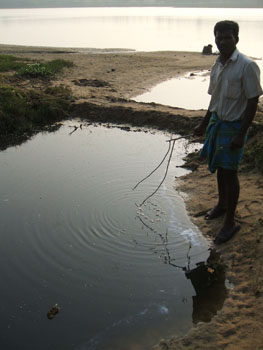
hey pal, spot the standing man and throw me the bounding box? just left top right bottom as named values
left=194, top=20, right=262, bottom=244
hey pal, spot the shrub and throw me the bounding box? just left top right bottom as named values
left=18, top=59, right=73, bottom=78
left=18, top=62, right=52, bottom=78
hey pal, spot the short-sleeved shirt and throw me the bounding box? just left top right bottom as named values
left=208, top=49, right=263, bottom=121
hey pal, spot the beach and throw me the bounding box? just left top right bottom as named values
left=1, top=44, right=263, bottom=350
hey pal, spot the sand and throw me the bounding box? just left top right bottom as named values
left=1, top=44, right=263, bottom=350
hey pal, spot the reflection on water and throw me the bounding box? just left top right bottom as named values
left=186, top=249, right=227, bottom=324
left=0, top=122, right=227, bottom=350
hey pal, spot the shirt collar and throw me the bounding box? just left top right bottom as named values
left=216, top=48, right=239, bottom=65
left=229, top=48, right=239, bottom=62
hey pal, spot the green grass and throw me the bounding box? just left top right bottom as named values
left=0, top=85, right=71, bottom=136
left=18, top=62, right=52, bottom=77
left=0, top=54, right=73, bottom=78
left=18, top=59, right=73, bottom=78
left=0, top=55, right=74, bottom=148
left=0, top=54, right=28, bottom=72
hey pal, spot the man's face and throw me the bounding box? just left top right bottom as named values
left=215, top=30, right=238, bottom=57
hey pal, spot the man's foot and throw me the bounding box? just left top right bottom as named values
left=205, top=206, right=226, bottom=220
left=214, top=225, right=241, bottom=244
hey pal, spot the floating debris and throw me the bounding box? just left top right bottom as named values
left=207, top=267, right=215, bottom=274
left=47, top=304, right=60, bottom=320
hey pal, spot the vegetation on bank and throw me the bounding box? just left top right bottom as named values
left=0, top=54, right=29, bottom=72
left=0, top=85, right=72, bottom=134
left=0, top=54, right=73, bottom=77
left=0, top=54, right=73, bottom=149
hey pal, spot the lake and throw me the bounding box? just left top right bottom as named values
left=0, top=7, right=263, bottom=58
left=0, top=122, right=220, bottom=350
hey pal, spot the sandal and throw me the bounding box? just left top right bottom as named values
left=214, top=225, right=241, bottom=244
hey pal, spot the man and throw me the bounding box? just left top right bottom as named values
left=194, top=20, right=262, bottom=244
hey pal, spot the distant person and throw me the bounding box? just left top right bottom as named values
left=194, top=20, right=262, bottom=244
left=202, top=44, right=213, bottom=55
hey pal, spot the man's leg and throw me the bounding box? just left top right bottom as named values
left=222, top=168, right=240, bottom=229
left=214, top=168, right=241, bottom=244
left=216, top=167, right=227, bottom=210
left=205, top=167, right=227, bottom=220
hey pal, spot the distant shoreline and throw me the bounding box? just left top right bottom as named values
left=1, top=5, right=263, bottom=9
left=0, top=4, right=263, bottom=10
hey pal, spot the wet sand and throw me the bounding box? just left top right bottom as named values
left=1, top=44, right=263, bottom=350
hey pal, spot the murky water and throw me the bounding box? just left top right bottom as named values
left=0, top=121, right=216, bottom=350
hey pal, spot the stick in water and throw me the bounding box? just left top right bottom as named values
left=133, top=134, right=193, bottom=207
left=139, top=138, right=176, bottom=207
left=132, top=139, right=172, bottom=191
left=166, top=134, right=193, bottom=142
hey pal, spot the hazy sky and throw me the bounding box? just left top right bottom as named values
left=0, top=0, right=262, bottom=9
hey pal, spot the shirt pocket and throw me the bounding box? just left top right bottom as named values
left=225, top=80, right=241, bottom=99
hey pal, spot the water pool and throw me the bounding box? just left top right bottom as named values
left=0, top=121, right=217, bottom=350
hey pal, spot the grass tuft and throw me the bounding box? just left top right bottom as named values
left=18, top=59, right=73, bottom=78
left=18, top=62, right=52, bottom=78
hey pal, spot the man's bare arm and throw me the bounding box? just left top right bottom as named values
left=194, top=110, right=212, bottom=136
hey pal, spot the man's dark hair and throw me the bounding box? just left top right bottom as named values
left=214, top=20, right=239, bottom=39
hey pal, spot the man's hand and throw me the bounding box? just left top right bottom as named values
left=230, top=134, right=245, bottom=149
left=194, top=110, right=212, bottom=136
left=229, top=96, right=259, bottom=150
left=194, top=123, right=207, bottom=136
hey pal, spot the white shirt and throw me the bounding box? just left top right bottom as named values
left=208, top=49, right=263, bottom=121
